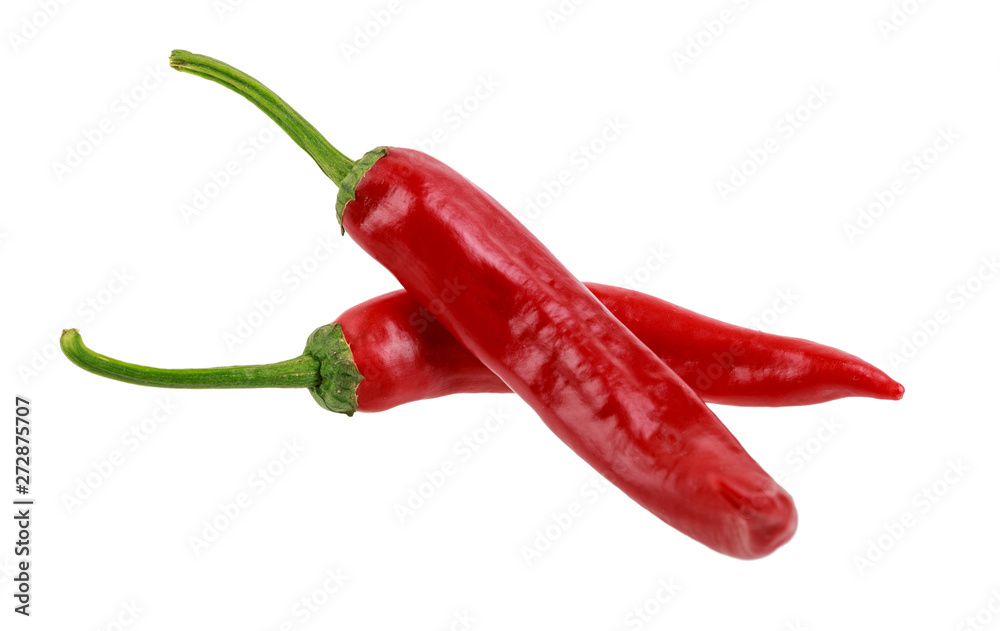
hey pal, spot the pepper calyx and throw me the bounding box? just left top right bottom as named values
left=336, top=146, right=389, bottom=233
left=303, top=323, right=365, bottom=416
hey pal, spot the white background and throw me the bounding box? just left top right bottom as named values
left=2, top=0, right=999, bottom=629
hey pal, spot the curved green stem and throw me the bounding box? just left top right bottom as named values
left=61, top=325, right=365, bottom=416
left=169, top=49, right=355, bottom=187
left=60, top=329, right=319, bottom=389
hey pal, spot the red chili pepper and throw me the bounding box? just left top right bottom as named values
left=59, top=283, right=903, bottom=412
left=342, top=146, right=798, bottom=558
left=345, top=283, right=902, bottom=412
left=164, top=51, right=799, bottom=558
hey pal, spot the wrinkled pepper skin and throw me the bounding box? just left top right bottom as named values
left=340, top=147, right=797, bottom=559
left=342, top=284, right=904, bottom=413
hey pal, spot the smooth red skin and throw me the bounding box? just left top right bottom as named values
left=340, top=284, right=903, bottom=413
left=341, top=147, right=796, bottom=559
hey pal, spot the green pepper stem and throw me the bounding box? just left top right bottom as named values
left=60, top=329, right=320, bottom=390
left=169, top=49, right=355, bottom=187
